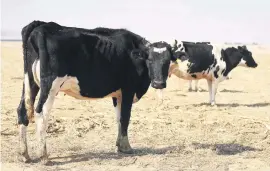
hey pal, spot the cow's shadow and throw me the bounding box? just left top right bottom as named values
left=192, top=102, right=270, bottom=108
left=42, top=143, right=261, bottom=166
left=191, top=142, right=261, bottom=155
left=219, top=89, right=246, bottom=93
left=189, top=89, right=246, bottom=93
left=42, top=146, right=182, bottom=166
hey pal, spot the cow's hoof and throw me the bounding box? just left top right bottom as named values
left=210, top=102, right=216, bottom=106
left=197, top=88, right=203, bottom=92
left=116, top=136, right=133, bottom=154
left=117, top=147, right=134, bottom=154
left=188, top=88, right=193, bottom=92
left=17, top=153, right=31, bottom=163
left=39, top=156, right=50, bottom=165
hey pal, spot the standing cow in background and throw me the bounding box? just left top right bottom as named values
left=17, top=20, right=188, bottom=163
left=176, top=42, right=233, bottom=92
left=169, top=40, right=258, bottom=105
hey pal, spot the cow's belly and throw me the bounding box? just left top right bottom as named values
left=32, top=59, right=139, bottom=102
left=59, top=77, right=122, bottom=100
left=170, top=61, right=212, bottom=80
left=184, top=73, right=211, bottom=80
left=60, top=77, right=139, bottom=103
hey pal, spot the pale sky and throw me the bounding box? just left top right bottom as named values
left=1, top=0, right=270, bottom=43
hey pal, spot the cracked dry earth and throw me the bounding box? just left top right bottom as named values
left=1, top=42, right=270, bottom=171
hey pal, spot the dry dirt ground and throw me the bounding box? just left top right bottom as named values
left=1, top=41, right=270, bottom=171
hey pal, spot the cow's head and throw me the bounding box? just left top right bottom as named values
left=146, top=41, right=188, bottom=89
left=132, top=40, right=182, bottom=89
left=237, top=45, right=258, bottom=68
left=132, top=40, right=188, bottom=89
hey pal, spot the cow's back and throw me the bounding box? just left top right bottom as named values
left=181, top=42, right=215, bottom=74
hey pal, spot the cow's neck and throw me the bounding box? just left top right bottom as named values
left=223, top=48, right=242, bottom=76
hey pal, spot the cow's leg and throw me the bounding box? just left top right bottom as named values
left=35, top=76, right=65, bottom=163
left=210, top=80, right=219, bottom=106
left=207, top=79, right=213, bottom=104
left=115, top=90, right=134, bottom=154
left=17, top=73, right=40, bottom=162
left=227, top=73, right=232, bottom=80
left=113, top=97, right=121, bottom=147
left=188, top=80, right=193, bottom=91
left=194, top=80, right=199, bottom=92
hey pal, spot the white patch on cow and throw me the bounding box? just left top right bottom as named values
left=114, top=100, right=121, bottom=123
left=153, top=47, right=167, bottom=53
left=175, top=60, right=191, bottom=78
left=59, top=76, right=121, bottom=100
left=173, top=59, right=213, bottom=80
left=24, top=73, right=34, bottom=121
left=19, top=124, right=29, bottom=158
left=238, top=59, right=248, bottom=67
left=32, top=59, right=41, bottom=87
left=133, top=94, right=139, bottom=103
left=175, top=41, right=185, bottom=52
left=54, top=76, right=138, bottom=103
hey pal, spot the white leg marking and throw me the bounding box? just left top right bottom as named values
left=35, top=76, right=67, bottom=160
left=19, top=124, right=30, bottom=161
left=114, top=98, right=132, bottom=153
left=211, top=80, right=219, bottom=106
left=207, top=79, right=213, bottom=104
left=194, top=80, right=199, bottom=92
left=188, top=80, right=192, bottom=91
left=114, top=99, right=121, bottom=147
left=24, top=73, right=34, bottom=122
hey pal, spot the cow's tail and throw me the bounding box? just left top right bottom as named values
left=21, top=20, right=46, bottom=122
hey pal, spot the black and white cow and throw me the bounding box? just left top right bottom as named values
left=17, top=21, right=187, bottom=163
left=184, top=42, right=232, bottom=92
left=169, top=40, right=258, bottom=105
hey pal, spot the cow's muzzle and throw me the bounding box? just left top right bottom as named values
left=151, top=81, right=166, bottom=89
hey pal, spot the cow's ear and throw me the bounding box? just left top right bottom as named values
left=131, top=49, right=148, bottom=60
left=221, top=49, right=227, bottom=59
left=237, top=46, right=246, bottom=51
left=171, top=54, right=177, bottom=62
left=171, top=39, right=178, bottom=53
left=173, top=51, right=188, bottom=61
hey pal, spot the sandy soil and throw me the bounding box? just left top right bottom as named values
left=1, top=42, right=270, bottom=171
